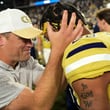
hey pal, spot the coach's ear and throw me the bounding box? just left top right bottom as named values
left=0, top=34, right=5, bottom=46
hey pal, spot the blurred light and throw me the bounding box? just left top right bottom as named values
left=0, top=1, right=4, bottom=4
left=44, top=0, right=50, bottom=4
left=34, top=0, right=60, bottom=6
left=106, top=3, right=110, bottom=8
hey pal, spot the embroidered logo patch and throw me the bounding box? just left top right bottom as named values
left=21, top=16, right=31, bottom=23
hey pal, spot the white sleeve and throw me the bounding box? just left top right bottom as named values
left=0, top=73, right=25, bottom=108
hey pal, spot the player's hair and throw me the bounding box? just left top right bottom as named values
left=40, top=2, right=87, bottom=31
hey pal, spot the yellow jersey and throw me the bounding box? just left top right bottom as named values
left=62, top=32, right=110, bottom=101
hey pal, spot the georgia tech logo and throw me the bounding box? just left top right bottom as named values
left=21, top=16, right=31, bottom=23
